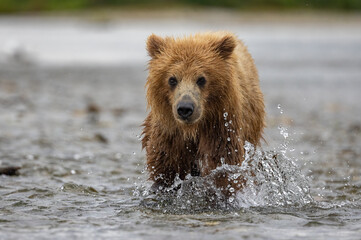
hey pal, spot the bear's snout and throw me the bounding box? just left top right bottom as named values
left=177, top=101, right=194, bottom=120
left=174, top=94, right=201, bottom=124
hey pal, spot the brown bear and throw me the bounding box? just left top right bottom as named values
left=142, top=32, right=265, bottom=194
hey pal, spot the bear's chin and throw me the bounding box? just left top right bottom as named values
left=173, top=118, right=201, bottom=140
left=174, top=117, right=200, bottom=126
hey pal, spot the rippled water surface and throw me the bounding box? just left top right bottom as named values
left=1, top=14, right=361, bottom=239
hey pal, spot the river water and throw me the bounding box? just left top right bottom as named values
left=0, top=12, right=360, bottom=239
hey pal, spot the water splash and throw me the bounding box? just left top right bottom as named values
left=139, top=141, right=313, bottom=213
left=235, top=143, right=313, bottom=208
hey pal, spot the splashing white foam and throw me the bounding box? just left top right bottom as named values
left=139, top=141, right=313, bottom=213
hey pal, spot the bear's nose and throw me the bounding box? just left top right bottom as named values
left=177, top=102, right=194, bottom=120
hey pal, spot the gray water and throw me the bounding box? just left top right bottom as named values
left=0, top=13, right=361, bottom=239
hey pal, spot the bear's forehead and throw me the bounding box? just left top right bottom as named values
left=164, top=52, right=212, bottom=75
left=168, top=46, right=208, bottom=59
left=163, top=43, right=216, bottom=67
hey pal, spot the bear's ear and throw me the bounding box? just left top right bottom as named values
left=147, top=34, right=165, bottom=58
left=212, top=35, right=236, bottom=59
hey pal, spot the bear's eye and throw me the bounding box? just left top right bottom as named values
left=168, top=77, right=178, bottom=87
left=196, top=77, right=207, bottom=87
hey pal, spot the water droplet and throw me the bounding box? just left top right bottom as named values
left=227, top=137, right=231, bottom=141
left=70, top=169, right=76, bottom=175
left=278, top=126, right=289, bottom=139
left=229, top=187, right=235, bottom=193
left=228, top=196, right=234, bottom=203
left=223, top=112, right=228, bottom=118
left=225, top=122, right=229, bottom=127
left=220, top=157, right=225, bottom=165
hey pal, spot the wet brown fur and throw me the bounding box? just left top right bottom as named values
left=142, top=32, right=265, bottom=191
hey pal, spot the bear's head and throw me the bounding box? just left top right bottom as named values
left=146, top=32, right=240, bottom=138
